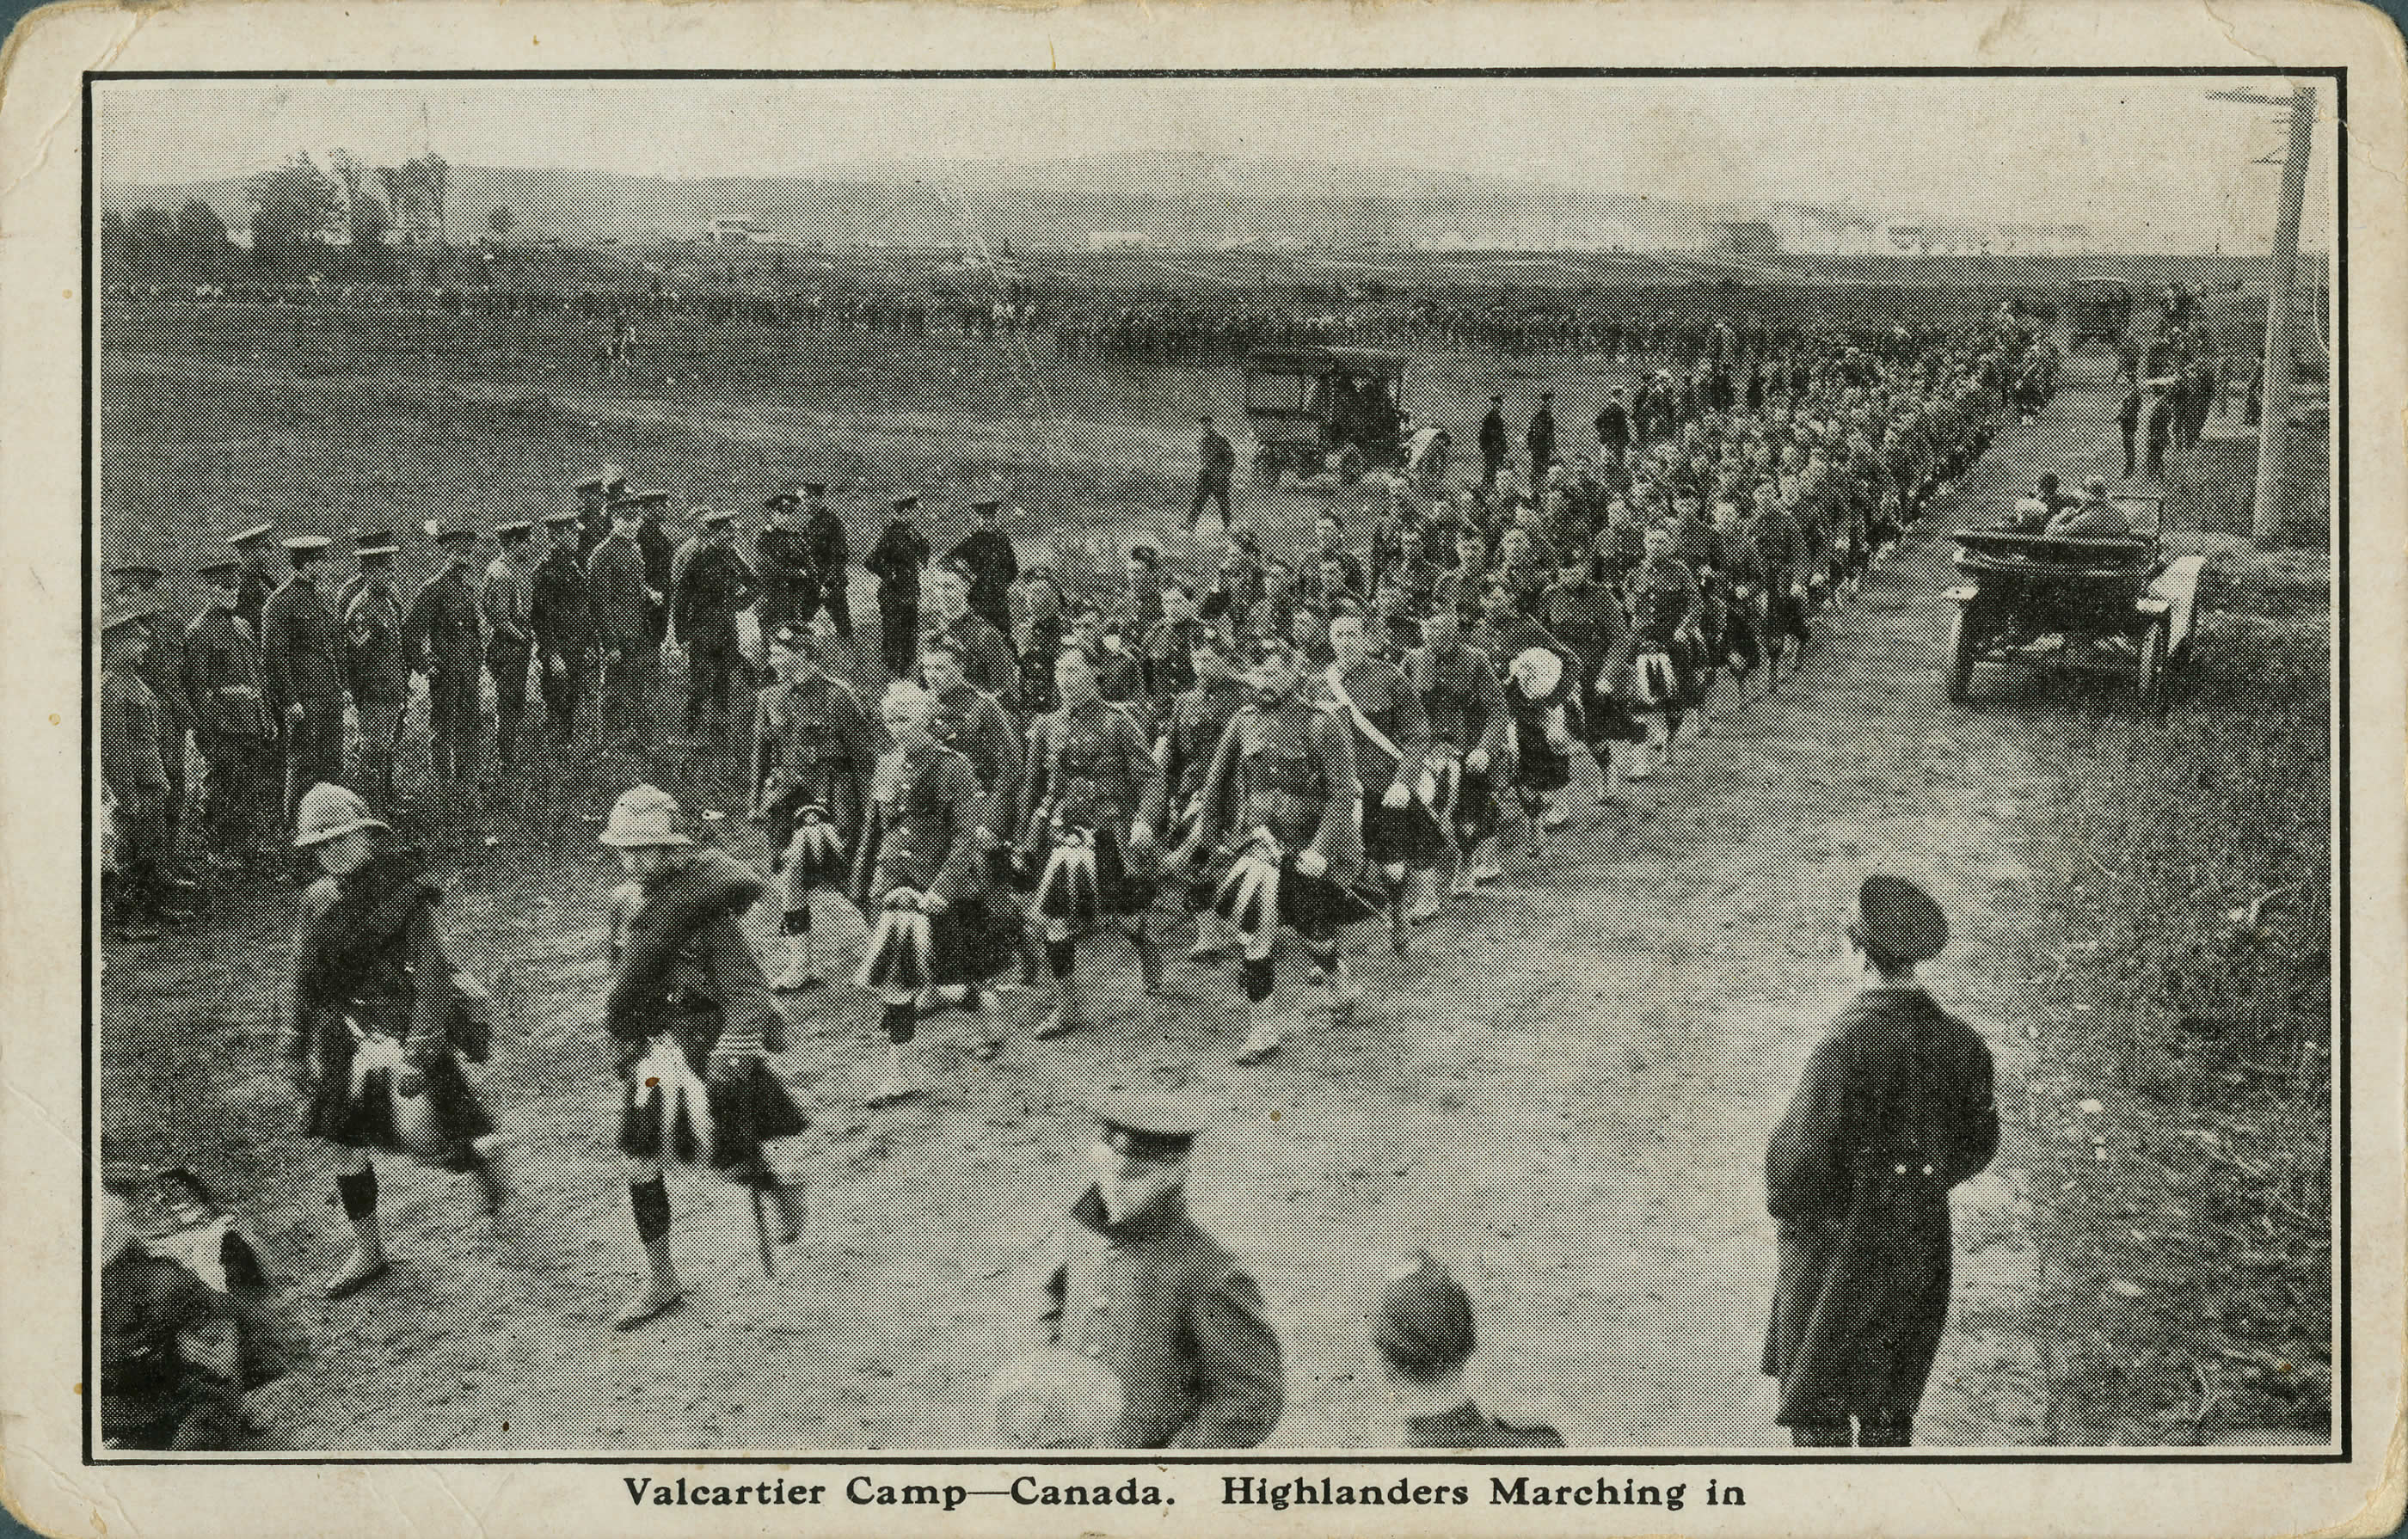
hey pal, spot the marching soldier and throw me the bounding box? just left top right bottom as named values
left=531, top=510, right=593, bottom=750
left=918, top=632, right=1025, bottom=1008
left=482, top=522, right=538, bottom=779
left=1371, top=1253, right=1564, bottom=1448
left=798, top=483, right=854, bottom=647
left=1035, top=1090, right=1284, bottom=1448
left=405, top=525, right=485, bottom=800
left=1188, top=416, right=1237, bottom=532
left=866, top=494, right=931, bottom=680
left=947, top=499, right=1019, bottom=640
left=1017, top=644, right=1164, bottom=1041
left=341, top=536, right=408, bottom=811
left=1318, top=607, right=1435, bottom=956
left=1158, top=628, right=1250, bottom=961
left=924, top=561, right=1021, bottom=708
left=102, top=607, right=182, bottom=940
left=587, top=497, right=656, bottom=751
left=1140, top=580, right=1212, bottom=720
left=754, top=491, right=820, bottom=634
left=282, top=783, right=508, bottom=1299
left=598, top=784, right=811, bottom=1328
left=184, top=558, right=277, bottom=865
left=1543, top=549, right=1634, bottom=800
left=850, top=679, right=987, bottom=1107
left=108, top=561, right=194, bottom=870
left=1766, top=876, right=1998, bottom=1447
left=259, top=535, right=345, bottom=831
left=1175, top=639, right=1367, bottom=1065
left=749, top=625, right=875, bottom=993
left=669, top=506, right=757, bottom=746
left=228, top=522, right=278, bottom=643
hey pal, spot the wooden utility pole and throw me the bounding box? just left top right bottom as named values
left=2252, top=85, right=2317, bottom=549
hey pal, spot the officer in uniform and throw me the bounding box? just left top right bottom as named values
left=259, top=535, right=345, bottom=830
left=102, top=606, right=181, bottom=940
left=184, top=558, right=277, bottom=866
left=749, top=624, right=876, bottom=993
left=1175, top=639, right=1365, bottom=1065
left=754, top=491, right=820, bottom=634
left=1189, top=416, right=1237, bottom=531
left=632, top=491, right=678, bottom=647
left=405, top=525, right=485, bottom=799
left=849, top=679, right=986, bottom=1107
left=798, top=483, right=854, bottom=647
left=1035, top=1089, right=1284, bottom=1448
left=1017, top=644, right=1164, bottom=1041
left=865, top=494, right=931, bottom=680
left=1371, top=1253, right=1564, bottom=1447
left=1140, top=580, right=1212, bottom=720
left=918, top=631, right=1025, bottom=1007
left=1477, top=395, right=1510, bottom=487
left=341, top=535, right=408, bottom=810
left=947, top=499, right=1020, bottom=640
left=1318, top=606, right=1434, bottom=957
left=923, top=560, right=1021, bottom=709
left=108, top=561, right=194, bottom=871
left=531, top=510, right=593, bottom=750
left=482, top=521, right=538, bottom=779
left=1157, top=628, right=1249, bottom=962
left=1765, top=875, right=1999, bottom=1447
left=574, top=469, right=628, bottom=565
left=670, top=506, right=758, bottom=745
left=587, top=496, right=656, bottom=751
left=228, top=522, right=279, bottom=643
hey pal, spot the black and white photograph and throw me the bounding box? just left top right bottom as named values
left=5, top=4, right=2395, bottom=1529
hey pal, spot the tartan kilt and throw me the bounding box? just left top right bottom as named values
left=767, top=770, right=861, bottom=887
left=855, top=897, right=1004, bottom=990
left=1035, top=821, right=1156, bottom=928
left=617, top=1027, right=808, bottom=1178
left=1766, top=589, right=1810, bottom=647
left=1212, top=851, right=1378, bottom=938
left=300, top=1024, right=493, bottom=1173
left=1361, top=795, right=1445, bottom=868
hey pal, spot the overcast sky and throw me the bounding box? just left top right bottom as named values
left=96, top=76, right=2337, bottom=251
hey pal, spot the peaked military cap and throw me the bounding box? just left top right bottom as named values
left=697, top=506, right=738, bottom=527
left=1094, top=1088, right=1207, bottom=1162
left=1852, top=874, right=1948, bottom=966
left=494, top=520, right=534, bottom=540
left=281, top=535, right=332, bottom=555
left=229, top=523, right=277, bottom=549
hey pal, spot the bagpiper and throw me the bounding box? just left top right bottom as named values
left=598, top=785, right=810, bottom=1328
left=749, top=625, right=875, bottom=993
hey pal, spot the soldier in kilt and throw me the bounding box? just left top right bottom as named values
left=1707, top=500, right=1765, bottom=696
left=1409, top=603, right=1509, bottom=899
left=280, top=784, right=508, bottom=1300
left=1499, top=639, right=1583, bottom=855
left=599, top=785, right=810, bottom=1328
left=851, top=682, right=990, bottom=1107
left=1016, top=646, right=1164, bottom=1041
left=1622, top=524, right=1704, bottom=778
left=1173, top=640, right=1369, bottom=1065
left=1157, top=628, right=1250, bottom=962
left=750, top=625, right=876, bottom=992
left=1318, top=607, right=1438, bottom=957
left=919, top=632, right=1027, bottom=1007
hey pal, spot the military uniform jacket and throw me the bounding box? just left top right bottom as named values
left=1041, top=1185, right=1284, bottom=1450
left=481, top=556, right=533, bottom=654
left=137, top=608, right=194, bottom=729
left=343, top=584, right=410, bottom=705
left=850, top=742, right=983, bottom=907
left=636, top=520, right=676, bottom=635
left=404, top=564, right=483, bottom=675
left=1408, top=641, right=1508, bottom=757
left=1625, top=556, right=1699, bottom=649
left=260, top=573, right=344, bottom=711
left=234, top=565, right=273, bottom=643
left=928, top=682, right=1023, bottom=840
left=1545, top=579, right=1633, bottom=686
left=1160, top=678, right=1248, bottom=810
left=753, top=526, right=819, bottom=616
left=751, top=673, right=875, bottom=810
left=1191, top=698, right=1362, bottom=882
left=1020, top=697, right=1160, bottom=846
left=605, top=849, right=783, bottom=1058
left=1141, top=617, right=1210, bottom=707
left=802, top=507, right=851, bottom=593
left=671, top=537, right=757, bottom=646
left=1763, top=985, right=1998, bottom=1426
left=102, top=669, right=169, bottom=802
left=183, top=607, right=268, bottom=745
left=1315, top=656, right=1428, bottom=796
left=928, top=610, right=1021, bottom=708
left=947, top=530, right=1019, bottom=632
left=584, top=535, right=651, bottom=650
left=530, top=549, right=593, bottom=662
left=1744, top=508, right=1809, bottom=590
left=1403, top=1401, right=1566, bottom=1449
left=864, top=520, right=930, bottom=600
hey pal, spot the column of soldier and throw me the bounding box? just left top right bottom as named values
left=97, top=312, right=2010, bottom=1447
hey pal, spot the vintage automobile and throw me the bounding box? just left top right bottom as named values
left=2067, top=273, right=2136, bottom=346
left=1943, top=494, right=2207, bottom=712
left=1241, top=345, right=1445, bottom=486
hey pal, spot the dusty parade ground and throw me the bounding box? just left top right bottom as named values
left=95, top=306, right=2314, bottom=1450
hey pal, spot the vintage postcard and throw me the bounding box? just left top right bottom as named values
left=0, top=1, right=2400, bottom=1536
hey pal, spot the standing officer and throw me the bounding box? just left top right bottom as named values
left=587, top=496, right=656, bottom=751
left=1526, top=390, right=1557, bottom=481
left=923, top=561, right=1021, bottom=709
left=1189, top=416, right=1237, bottom=531
left=102, top=607, right=179, bottom=940
left=1477, top=395, right=1509, bottom=487
left=1371, top=1253, right=1565, bottom=1447
left=631, top=491, right=678, bottom=648
left=1594, top=386, right=1632, bottom=468
left=228, top=522, right=278, bottom=643
left=2115, top=373, right=2144, bottom=481
left=799, top=483, right=854, bottom=649
left=341, top=535, right=408, bottom=810
left=1764, top=875, right=1998, bottom=1448
left=108, top=561, right=194, bottom=869
left=531, top=510, right=593, bottom=751
left=482, top=521, right=538, bottom=781
left=405, top=525, right=485, bottom=800
left=1035, top=1089, right=1284, bottom=1448
left=865, top=494, right=931, bottom=681
left=948, top=499, right=1020, bottom=639
left=670, top=506, right=758, bottom=746
left=754, top=491, right=820, bottom=635
left=184, top=557, right=276, bottom=866
left=259, top=535, right=344, bottom=829
left=573, top=469, right=628, bottom=565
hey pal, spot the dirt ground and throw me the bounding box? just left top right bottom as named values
left=100, top=325, right=2184, bottom=1453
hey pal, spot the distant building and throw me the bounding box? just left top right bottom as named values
left=706, top=218, right=786, bottom=246
left=1087, top=231, right=1151, bottom=252
left=1711, top=220, right=1782, bottom=257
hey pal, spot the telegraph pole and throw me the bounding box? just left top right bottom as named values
left=2213, top=83, right=2319, bottom=548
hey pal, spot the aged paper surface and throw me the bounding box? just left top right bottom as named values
left=2, top=1, right=2401, bottom=1536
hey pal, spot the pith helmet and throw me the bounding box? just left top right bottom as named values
left=293, top=782, right=389, bottom=848
left=599, top=784, right=692, bottom=849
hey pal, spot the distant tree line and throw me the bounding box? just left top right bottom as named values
left=101, top=150, right=471, bottom=287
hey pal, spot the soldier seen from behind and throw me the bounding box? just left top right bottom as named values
left=1371, top=1252, right=1564, bottom=1448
